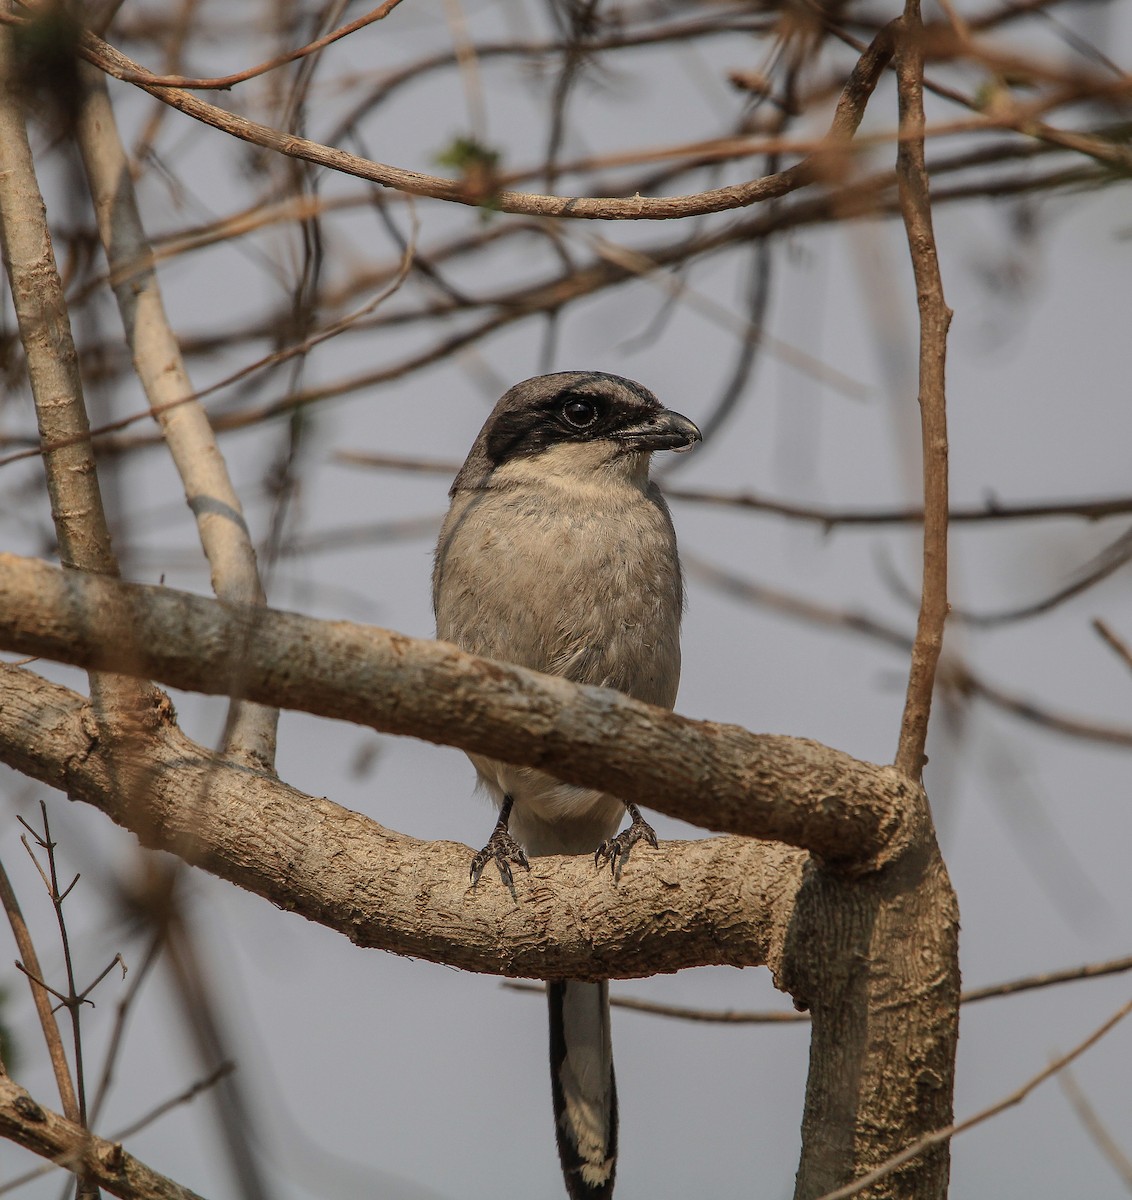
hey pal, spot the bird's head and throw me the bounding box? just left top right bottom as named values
left=452, top=371, right=701, bottom=492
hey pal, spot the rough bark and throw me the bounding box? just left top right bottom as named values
left=785, top=831, right=959, bottom=1199
left=0, top=663, right=803, bottom=981
left=0, top=551, right=919, bottom=866
left=0, top=552, right=962, bottom=1195
left=0, top=1075, right=207, bottom=1200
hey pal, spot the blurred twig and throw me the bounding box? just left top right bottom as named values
left=1059, top=1067, right=1132, bottom=1192
left=336, top=451, right=1132, bottom=527
left=949, top=526, right=1132, bottom=627
left=687, top=554, right=1132, bottom=748
left=74, top=59, right=278, bottom=767
left=81, top=0, right=406, bottom=91
left=1093, top=618, right=1132, bottom=674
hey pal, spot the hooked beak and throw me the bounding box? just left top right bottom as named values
left=616, top=408, right=702, bottom=454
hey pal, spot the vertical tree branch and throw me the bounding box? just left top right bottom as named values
left=0, top=23, right=150, bottom=729
left=787, top=813, right=960, bottom=1200
left=788, top=9, right=960, bottom=1197
left=72, top=63, right=278, bottom=769
left=893, top=0, right=953, bottom=780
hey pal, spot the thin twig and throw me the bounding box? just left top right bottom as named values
left=76, top=20, right=897, bottom=220
left=110, top=1063, right=235, bottom=1143
left=504, top=951, right=1132, bottom=1022
left=88, top=0, right=406, bottom=91
left=1094, top=618, right=1132, bottom=675
left=1058, top=1067, right=1132, bottom=1192
left=0, top=858, right=79, bottom=1117
left=893, top=2, right=953, bottom=780
left=334, top=451, right=1132, bottom=528
left=21, top=805, right=92, bottom=1126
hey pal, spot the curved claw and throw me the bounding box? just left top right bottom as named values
left=595, top=805, right=658, bottom=876
left=470, top=828, right=530, bottom=888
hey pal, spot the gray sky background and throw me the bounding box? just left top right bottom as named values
left=1, top=1, right=1131, bottom=1197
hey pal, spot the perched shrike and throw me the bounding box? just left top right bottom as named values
left=433, top=371, right=700, bottom=1200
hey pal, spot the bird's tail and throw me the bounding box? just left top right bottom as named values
left=548, top=980, right=618, bottom=1199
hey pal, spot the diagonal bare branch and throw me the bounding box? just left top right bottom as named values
left=75, top=21, right=897, bottom=220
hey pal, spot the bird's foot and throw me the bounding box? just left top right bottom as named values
left=470, top=821, right=530, bottom=889
left=595, top=803, right=658, bottom=876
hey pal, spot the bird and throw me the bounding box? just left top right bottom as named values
left=432, top=370, right=701, bottom=1200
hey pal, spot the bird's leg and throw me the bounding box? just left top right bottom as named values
left=470, top=794, right=531, bottom=888
left=595, top=801, right=658, bottom=875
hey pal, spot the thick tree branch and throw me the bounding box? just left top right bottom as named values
left=813, top=995, right=1132, bottom=1200
left=0, top=663, right=803, bottom=981
left=0, top=552, right=921, bottom=868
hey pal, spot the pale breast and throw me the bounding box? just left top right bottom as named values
left=433, top=472, right=683, bottom=708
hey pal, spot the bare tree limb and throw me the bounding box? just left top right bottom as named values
left=893, top=3, right=953, bottom=780
left=0, top=656, right=959, bottom=1200
left=0, top=662, right=804, bottom=980
left=0, top=552, right=921, bottom=866
left=76, top=21, right=897, bottom=220
left=73, top=61, right=278, bottom=769
left=0, top=1075, right=209, bottom=1200
left=0, top=21, right=152, bottom=736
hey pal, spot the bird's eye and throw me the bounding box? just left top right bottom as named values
left=561, top=398, right=598, bottom=428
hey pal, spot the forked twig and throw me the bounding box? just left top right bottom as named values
left=0, top=857, right=79, bottom=1117
left=18, top=804, right=124, bottom=1130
